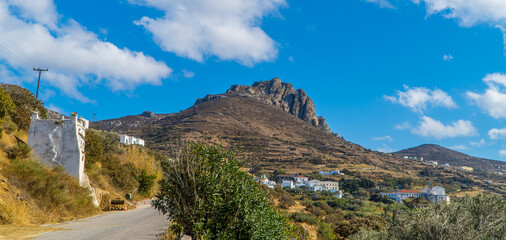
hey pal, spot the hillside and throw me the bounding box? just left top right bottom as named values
left=394, top=144, right=506, bottom=172
left=93, top=78, right=505, bottom=195
left=0, top=83, right=163, bottom=225
left=94, top=78, right=401, bottom=173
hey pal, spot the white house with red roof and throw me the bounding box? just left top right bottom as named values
left=380, top=184, right=448, bottom=203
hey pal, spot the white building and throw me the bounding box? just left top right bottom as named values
left=261, top=178, right=276, bottom=189
left=305, top=180, right=321, bottom=190
left=28, top=112, right=98, bottom=206
left=319, top=170, right=344, bottom=176
left=281, top=180, right=294, bottom=189
left=380, top=190, right=424, bottom=202
left=120, top=134, right=145, bottom=146
left=28, top=112, right=89, bottom=185
left=293, top=175, right=308, bottom=184
left=320, top=181, right=340, bottom=192
left=380, top=184, right=448, bottom=203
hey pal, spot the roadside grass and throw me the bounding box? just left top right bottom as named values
left=0, top=225, right=59, bottom=239
left=4, top=158, right=99, bottom=224
left=0, top=193, right=31, bottom=225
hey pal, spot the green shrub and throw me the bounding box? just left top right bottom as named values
left=333, top=215, right=387, bottom=238
left=102, top=156, right=139, bottom=192
left=317, top=222, right=335, bottom=240
left=137, top=170, right=156, bottom=197
left=2, top=116, right=18, bottom=134
left=289, top=212, right=319, bottom=225
left=278, top=193, right=295, bottom=209
left=0, top=84, right=46, bottom=130
left=353, top=194, right=506, bottom=240
left=369, top=194, right=394, bottom=204
left=388, top=194, right=505, bottom=240
left=0, top=87, right=14, bottom=120
left=6, top=141, right=31, bottom=160
left=349, top=230, right=388, bottom=240
left=153, top=143, right=291, bottom=239
left=84, top=129, right=104, bottom=168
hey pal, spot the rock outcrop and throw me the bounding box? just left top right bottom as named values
left=195, top=78, right=331, bottom=133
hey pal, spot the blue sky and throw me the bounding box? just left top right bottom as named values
left=3, top=0, right=506, bottom=161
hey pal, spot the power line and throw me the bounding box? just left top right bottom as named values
left=33, top=68, right=48, bottom=100
left=0, top=39, right=36, bottom=66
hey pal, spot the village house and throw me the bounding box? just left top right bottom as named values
left=319, top=170, right=344, bottom=176
left=260, top=178, right=276, bottom=189
left=120, top=134, right=145, bottom=146
left=428, top=161, right=438, bottom=166
left=305, top=180, right=321, bottom=190
left=281, top=180, right=294, bottom=189
left=277, top=174, right=308, bottom=184
left=320, top=181, right=340, bottom=192
left=259, top=173, right=343, bottom=197
left=293, top=175, right=309, bottom=184
left=380, top=184, right=448, bottom=203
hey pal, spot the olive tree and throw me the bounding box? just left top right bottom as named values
left=153, top=143, right=291, bottom=240
left=350, top=194, right=506, bottom=240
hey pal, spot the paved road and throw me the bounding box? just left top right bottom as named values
left=34, top=202, right=169, bottom=240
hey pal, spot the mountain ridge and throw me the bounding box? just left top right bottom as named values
left=195, top=78, right=332, bottom=133
left=394, top=144, right=506, bottom=171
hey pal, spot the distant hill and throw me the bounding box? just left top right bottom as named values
left=93, top=78, right=505, bottom=195
left=93, top=78, right=394, bottom=172
left=394, top=144, right=506, bottom=172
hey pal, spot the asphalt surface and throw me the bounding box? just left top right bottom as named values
left=34, top=202, right=168, bottom=240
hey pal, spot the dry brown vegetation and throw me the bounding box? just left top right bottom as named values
left=84, top=129, right=163, bottom=204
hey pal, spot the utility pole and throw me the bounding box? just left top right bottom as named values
left=33, top=68, right=48, bottom=100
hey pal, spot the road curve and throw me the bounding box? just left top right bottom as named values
left=34, top=202, right=169, bottom=240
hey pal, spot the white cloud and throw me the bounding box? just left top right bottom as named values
left=394, top=121, right=411, bottom=130
left=450, top=145, right=468, bottom=151
left=414, top=0, right=506, bottom=27
left=7, top=0, right=59, bottom=29
left=377, top=144, right=395, bottom=153
left=488, top=127, right=506, bottom=139
left=411, top=116, right=477, bottom=139
left=385, top=85, right=457, bottom=113
left=0, top=1, right=172, bottom=103
left=131, top=0, right=286, bottom=66
left=467, top=73, right=506, bottom=119
left=373, top=135, right=394, bottom=141
left=370, top=1, right=506, bottom=50
left=182, top=69, right=195, bottom=79
left=443, top=54, right=453, bottom=61
left=470, top=139, right=486, bottom=147
left=499, top=150, right=506, bottom=156
left=366, top=0, right=394, bottom=9
left=39, top=89, right=56, bottom=101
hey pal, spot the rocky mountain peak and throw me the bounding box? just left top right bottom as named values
left=141, top=111, right=155, bottom=118
left=195, top=78, right=331, bottom=133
